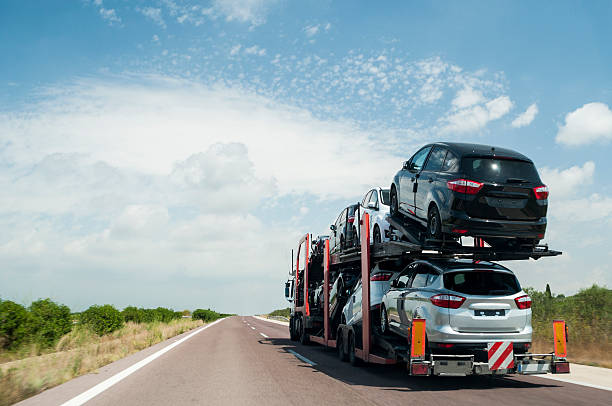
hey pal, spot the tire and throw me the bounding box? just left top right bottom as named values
left=337, top=331, right=348, bottom=362
left=373, top=225, right=382, bottom=244
left=299, top=316, right=309, bottom=345
left=390, top=187, right=399, bottom=218
left=348, top=333, right=361, bottom=366
left=340, top=235, right=345, bottom=250
left=380, top=306, right=389, bottom=335
left=427, top=205, right=442, bottom=239
left=289, top=316, right=297, bottom=341
left=353, top=226, right=359, bottom=247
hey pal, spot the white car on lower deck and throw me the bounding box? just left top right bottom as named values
left=354, top=187, right=392, bottom=245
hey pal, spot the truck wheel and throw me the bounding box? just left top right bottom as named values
left=348, top=333, right=361, bottom=366
left=337, top=332, right=348, bottom=362
left=299, top=317, right=309, bottom=345
left=289, top=316, right=297, bottom=341
left=380, top=306, right=389, bottom=335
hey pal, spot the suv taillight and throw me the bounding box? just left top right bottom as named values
left=371, top=272, right=393, bottom=281
left=447, top=179, right=484, bottom=195
left=515, top=295, right=532, bottom=309
left=430, top=294, right=465, bottom=309
left=533, top=185, right=549, bottom=200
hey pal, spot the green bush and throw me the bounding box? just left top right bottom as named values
left=80, top=305, right=124, bottom=336
left=192, top=309, right=222, bottom=322
left=28, top=299, right=72, bottom=348
left=0, top=300, right=30, bottom=349
left=269, top=308, right=291, bottom=318
left=121, top=306, right=142, bottom=323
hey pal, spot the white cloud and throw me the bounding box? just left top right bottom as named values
left=139, top=7, right=167, bottom=29
left=99, top=8, right=121, bottom=25
left=210, top=0, right=277, bottom=26
left=556, top=102, right=612, bottom=146
left=540, top=161, right=595, bottom=199
left=229, top=44, right=241, bottom=55
left=452, top=86, right=484, bottom=109
left=441, top=95, right=513, bottom=134
left=304, top=24, right=320, bottom=37
left=511, top=103, right=538, bottom=128
left=244, top=45, right=266, bottom=56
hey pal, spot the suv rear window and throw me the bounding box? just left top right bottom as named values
left=444, top=271, right=521, bottom=296
left=462, top=158, right=541, bottom=183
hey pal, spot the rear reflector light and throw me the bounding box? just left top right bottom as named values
left=515, top=295, right=532, bottom=309
left=447, top=179, right=484, bottom=195
left=436, top=343, right=454, bottom=349
left=430, top=294, right=466, bottom=309
left=533, top=185, right=549, bottom=200
left=347, top=216, right=354, bottom=223
left=452, top=228, right=468, bottom=234
left=553, top=362, right=570, bottom=374
left=411, top=363, right=429, bottom=375
left=371, top=272, right=393, bottom=281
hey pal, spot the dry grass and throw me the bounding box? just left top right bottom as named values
left=531, top=338, right=612, bottom=369
left=0, top=319, right=204, bottom=406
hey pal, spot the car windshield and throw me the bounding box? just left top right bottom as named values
left=444, top=270, right=521, bottom=296
left=380, top=189, right=390, bottom=205
left=462, top=158, right=541, bottom=183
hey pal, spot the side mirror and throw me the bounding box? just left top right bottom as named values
left=403, top=161, right=410, bottom=170
left=367, top=202, right=377, bottom=210
left=330, top=224, right=337, bottom=231
left=391, top=279, right=398, bottom=288
left=285, top=280, right=294, bottom=301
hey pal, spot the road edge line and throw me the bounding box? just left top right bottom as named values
left=60, top=317, right=226, bottom=406
left=253, top=315, right=288, bottom=325
left=534, top=374, right=612, bottom=392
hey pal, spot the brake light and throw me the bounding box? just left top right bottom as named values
left=452, top=228, right=468, bottom=234
left=347, top=216, right=354, bottom=223
left=533, top=185, right=549, bottom=200
left=447, top=179, right=484, bottom=195
left=430, top=294, right=465, bottom=309
left=436, top=343, right=454, bottom=349
left=371, top=272, right=393, bottom=281
left=515, top=295, right=532, bottom=309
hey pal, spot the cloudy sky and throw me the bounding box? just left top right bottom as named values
left=1, top=1, right=611, bottom=314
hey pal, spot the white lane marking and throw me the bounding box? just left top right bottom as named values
left=535, top=375, right=612, bottom=392
left=287, top=349, right=317, bottom=366
left=253, top=315, right=288, bottom=325
left=61, top=318, right=226, bottom=406
left=251, top=326, right=256, bottom=330
left=259, top=332, right=269, bottom=338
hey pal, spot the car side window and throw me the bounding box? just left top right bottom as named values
left=396, top=273, right=411, bottom=289
left=424, top=147, right=447, bottom=172
left=369, top=190, right=378, bottom=205
left=409, top=147, right=432, bottom=172
left=441, top=150, right=460, bottom=172
left=410, top=272, right=429, bottom=288
left=362, top=191, right=372, bottom=207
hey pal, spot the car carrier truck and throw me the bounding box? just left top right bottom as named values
left=284, top=212, right=570, bottom=377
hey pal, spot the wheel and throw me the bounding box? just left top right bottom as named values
left=348, top=333, right=361, bottom=366
left=380, top=306, right=389, bottom=335
left=373, top=225, right=382, bottom=244
left=337, top=331, right=348, bottom=362
left=289, top=316, right=297, bottom=341
left=299, top=316, right=309, bottom=345
left=340, top=235, right=345, bottom=250
left=427, top=205, right=442, bottom=239
left=390, top=187, right=399, bottom=217
left=353, top=226, right=359, bottom=247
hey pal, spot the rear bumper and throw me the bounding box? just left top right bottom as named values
left=444, top=211, right=546, bottom=239
left=427, top=324, right=532, bottom=344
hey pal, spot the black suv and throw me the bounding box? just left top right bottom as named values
left=329, top=203, right=359, bottom=253
left=390, top=142, right=548, bottom=249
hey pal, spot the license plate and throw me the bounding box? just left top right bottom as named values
left=485, top=197, right=526, bottom=208
left=475, top=309, right=505, bottom=316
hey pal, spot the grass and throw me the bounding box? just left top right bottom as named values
left=0, top=318, right=204, bottom=406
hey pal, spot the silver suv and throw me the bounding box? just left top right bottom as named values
left=381, top=259, right=532, bottom=353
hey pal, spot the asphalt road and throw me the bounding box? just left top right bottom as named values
left=18, top=316, right=610, bottom=406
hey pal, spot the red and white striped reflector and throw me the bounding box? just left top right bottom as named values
left=487, top=341, right=514, bottom=371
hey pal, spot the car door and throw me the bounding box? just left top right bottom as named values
left=387, top=266, right=415, bottom=335
left=330, top=209, right=345, bottom=253
left=416, top=147, right=447, bottom=221
left=349, top=281, right=362, bottom=325
left=402, top=265, right=441, bottom=330
left=402, top=146, right=432, bottom=216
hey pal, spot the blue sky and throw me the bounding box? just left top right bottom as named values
left=1, top=1, right=611, bottom=314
